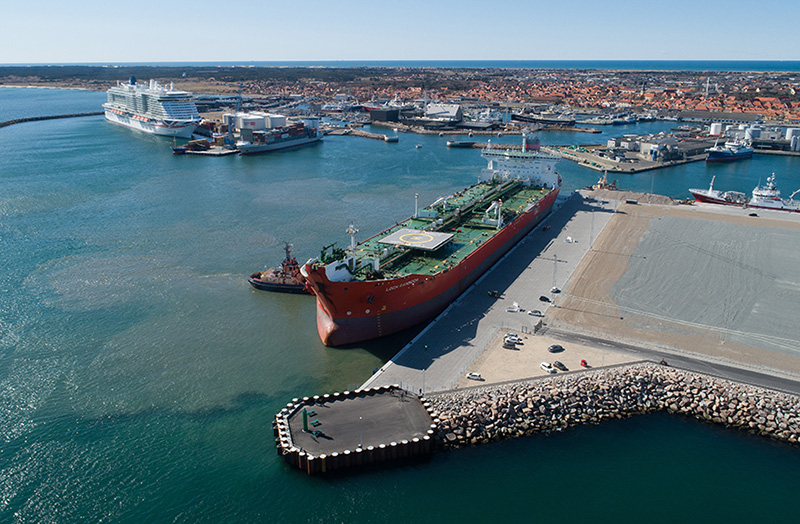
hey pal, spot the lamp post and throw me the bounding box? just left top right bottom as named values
left=359, top=416, right=363, bottom=449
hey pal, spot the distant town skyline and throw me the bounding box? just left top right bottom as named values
left=3, top=0, right=799, bottom=64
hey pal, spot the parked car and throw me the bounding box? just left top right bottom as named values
left=528, top=309, right=543, bottom=317
left=551, top=287, right=561, bottom=294
left=580, top=359, right=588, bottom=368
left=466, top=372, right=483, bottom=380
left=504, top=334, right=522, bottom=344
left=548, top=344, right=564, bottom=353
left=539, top=295, right=551, bottom=303
left=553, top=361, right=567, bottom=371
left=540, top=362, right=556, bottom=374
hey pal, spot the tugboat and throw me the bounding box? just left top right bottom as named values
left=248, top=243, right=310, bottom=294
left=587, top=171, right=617, bottom=191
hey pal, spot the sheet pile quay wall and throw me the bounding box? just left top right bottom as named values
left=428, top=363, right=800, bottom=448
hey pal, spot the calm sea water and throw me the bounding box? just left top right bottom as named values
left=1, top=87, right=799, bottom=523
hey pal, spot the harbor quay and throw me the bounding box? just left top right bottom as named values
left=276, top=192, right=800, bottom=472
left=368, top=120, right=601, bottom=135
left=555, top=131, right=800, bottom=175
left=553, top=143, right=712, bottom=174
left=360, top=190, right=800, bottom=450
left=361, top=191, right=621, bottom=394
left=373, top=192, right=800, bottom=394
left=547, top=198, right=800, bottom=381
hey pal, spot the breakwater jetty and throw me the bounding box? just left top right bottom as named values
left=428, top=363, right=800, bottom=449
left=0, top=111, right=104, bottom=129
left=545, top=125, right=601, bottom=133
left=325, top=126, right=397, bottom=142
left=447, top=141, right=523, bottom=150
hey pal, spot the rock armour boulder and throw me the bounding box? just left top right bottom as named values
left=428, top=363, right=800, bottom=449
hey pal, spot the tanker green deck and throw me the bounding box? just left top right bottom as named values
left=320, top=179, right=552, bottom=281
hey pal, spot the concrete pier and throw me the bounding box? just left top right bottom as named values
left=274, top=386, right=436, bottom=474
left=553, top=145, right=709, bottom=174
left=362, top=191, right=800, bottom=395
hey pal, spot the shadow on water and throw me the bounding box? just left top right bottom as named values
left=305, top=454, right=435, bottom=480
left=333, top=323, right=426, bottom=362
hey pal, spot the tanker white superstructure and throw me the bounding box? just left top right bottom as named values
left=103, top=77, right=201, bottom=138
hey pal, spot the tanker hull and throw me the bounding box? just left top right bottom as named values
left=307, top=188, right=559, bottom=346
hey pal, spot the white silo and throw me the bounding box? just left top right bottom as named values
left=744, top=126, right=761, bottom=141
left=785, top=128, right=800, bottom=141
left=237, top=114, right=266, bottom=131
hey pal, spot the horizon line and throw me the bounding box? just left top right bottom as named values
left=3, top=59, right=800, bottom=65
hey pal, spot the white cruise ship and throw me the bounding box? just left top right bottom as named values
left=103, top=77, right=201, bottom=138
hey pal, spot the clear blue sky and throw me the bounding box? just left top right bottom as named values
left=2, top=0, right=798, bottom=63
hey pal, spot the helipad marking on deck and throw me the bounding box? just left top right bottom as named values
left=399, top=232, right=435, bottom=244
left=379, top=228, right=454, bottom=251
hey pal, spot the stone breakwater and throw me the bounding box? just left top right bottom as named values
left=0, top=111, right=104, bottom=128
left=428, top=363, right=800, bottom=449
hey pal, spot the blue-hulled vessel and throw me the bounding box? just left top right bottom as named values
left=705, top=138, right=754, bottom=162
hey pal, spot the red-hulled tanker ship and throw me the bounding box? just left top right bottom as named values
left=301, top=136, right=561, bottom=346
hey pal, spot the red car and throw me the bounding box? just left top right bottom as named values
left=580, top=359, right=588, bottom=367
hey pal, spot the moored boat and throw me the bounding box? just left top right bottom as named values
left=301, top=135, right=561, bottom=346
left=748, top=174, right=800, bottom=212
left=103, top=77, right=201, bottom=138
left=248, top=243, right=310, bottom=294
left=705, top=138, right=754, bottom=162
left=689, top=173, right=800, bottom=212
left=689, top=175, right=748, bottom=206
left=236, top=116, right=322, bottom=155
left=321, top=96, right=359, bottom=113
left=172, top=138, right=211, bottom=154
